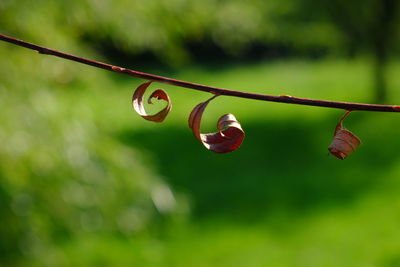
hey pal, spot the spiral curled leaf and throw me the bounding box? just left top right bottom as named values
left=132, top=81, right=171, bottom=122
left=188, top=96, right=244, bottom=153
left=328, top=110, right=361, bottom=160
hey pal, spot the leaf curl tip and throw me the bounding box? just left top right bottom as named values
left=188, top=96, right=244, bottom=153
left=132, top=81, right=172, bottom=123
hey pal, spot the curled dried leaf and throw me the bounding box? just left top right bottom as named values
left=188, top=95, right=245, bottom=153
left=328, top=110, right=361, bottom=160
left=132, top=81, right=171, bottom=122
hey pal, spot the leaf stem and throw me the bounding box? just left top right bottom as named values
left=1, top=33, right=400, bottom=112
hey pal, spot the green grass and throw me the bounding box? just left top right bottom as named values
left=1, top=47, right=400, bottom=266
left=55, top=191, right=400, bottom=267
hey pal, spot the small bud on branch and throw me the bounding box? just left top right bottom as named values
left=328, top=111, right=361, bottom=159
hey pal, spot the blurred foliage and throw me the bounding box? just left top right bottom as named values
left=0, top=0, right=354, bottom=63
left=1, top=0, right=399, bottom=66
left=1, top=1, right=400, bottom=266
left=0, top=36, right=187, bottom=266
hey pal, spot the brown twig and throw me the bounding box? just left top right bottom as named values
left=1, top=33, right=400, bottom=112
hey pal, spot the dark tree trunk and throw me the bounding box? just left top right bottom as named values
left=371, top=0, right=398, bottom=103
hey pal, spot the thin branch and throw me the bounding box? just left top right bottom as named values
left=1, top=33, right=399, bottom=112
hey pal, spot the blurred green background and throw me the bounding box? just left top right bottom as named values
left=1, top=0, right=400, bottom=266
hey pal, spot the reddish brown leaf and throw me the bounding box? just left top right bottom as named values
left=328, top=110, right=361, bottom=160
left=188, top=96, right=244, bottom=153
left=132, top=81, right=171, bottom=122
